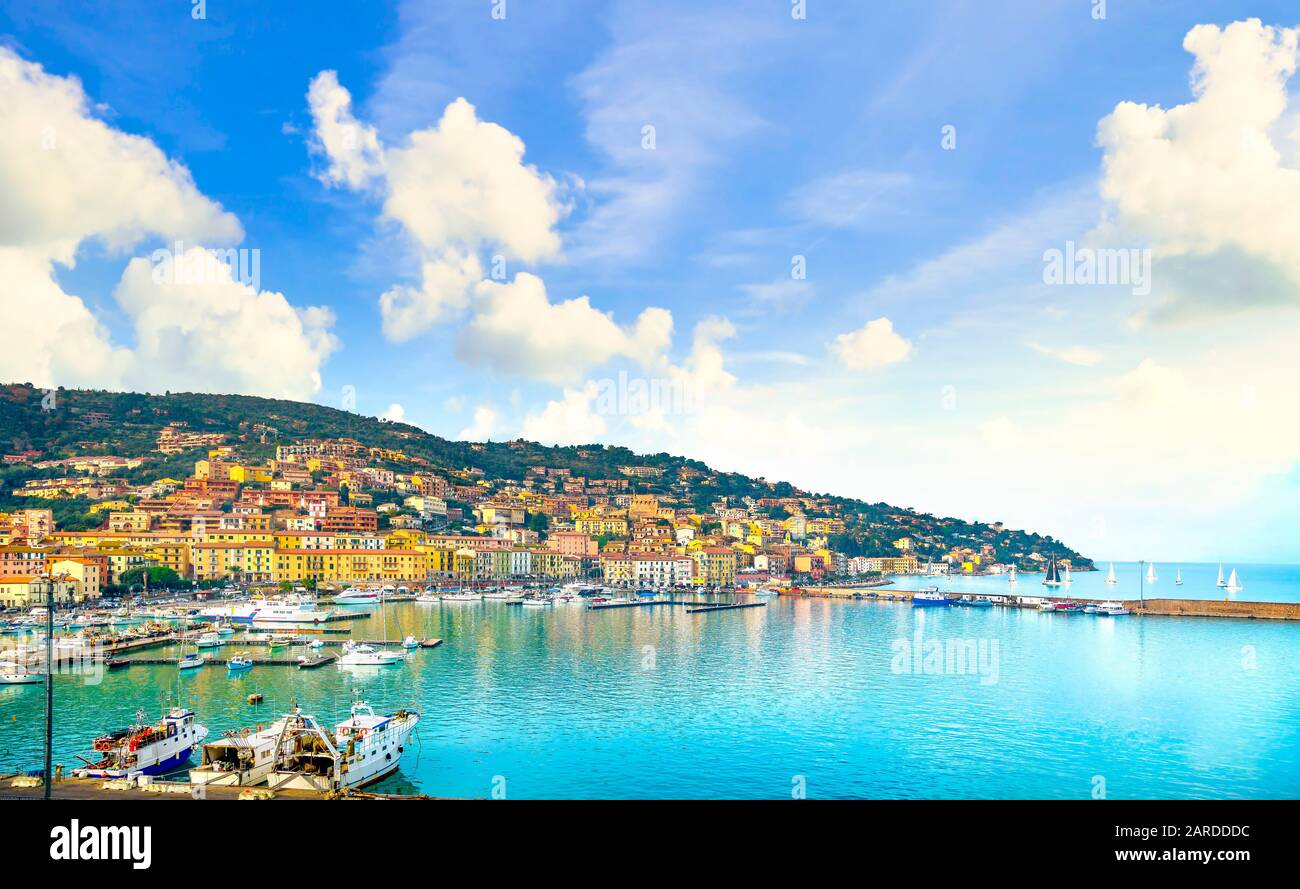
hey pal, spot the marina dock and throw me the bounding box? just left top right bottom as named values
left=686, top=602, right=768, bottom=614
left=108, top=655, right=337, bottom=669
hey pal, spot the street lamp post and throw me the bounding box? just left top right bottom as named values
left=43, top=578, right=53, bottom=800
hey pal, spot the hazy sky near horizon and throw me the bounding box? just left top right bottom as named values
left=3, top=1, right=1300, bottom=563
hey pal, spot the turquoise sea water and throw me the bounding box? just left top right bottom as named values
left=2, top=585, right=1299, bottom=799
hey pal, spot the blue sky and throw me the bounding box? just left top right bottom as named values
left=3, top=1, right=1299, bottom=563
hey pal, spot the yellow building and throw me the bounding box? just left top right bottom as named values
left=272, top=549, right=430, bottom=583
left=691, top=547, right=737, bottom=587
left=49, top=558, right=104, bottom=601
left=108, top=511, right=152, bottom=532
left=0, top=576, right=77, bottom=608
left=575, top=516, right=629, bottom=537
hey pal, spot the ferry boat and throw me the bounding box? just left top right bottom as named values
left=73, top=708, right=209, bottom=778
left=912, top=589, right=955, bottom=607
left=189, top=722, right=288, bottom=787
left=199, top=598, right=332, bottom=624
left=265, top=701, right=420, bottom=792
left=335, top=587, right=379, bottom=605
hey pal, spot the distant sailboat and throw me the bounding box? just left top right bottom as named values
left=1216, top=564, right=1227, bottom=588
left=1225, top=569, right=1243, bottom=593
left=1175, top=568, right=1183, bottom=586
left=1063, top=564, right=1072, bottom=585
left=1146, top=562, right=1158, bottom=583
left=1043, top=560, right=1062, bottom=588
left=1105, top=563, right=1118, bottom=585
left=1008, top=564, right=1018, bottom=584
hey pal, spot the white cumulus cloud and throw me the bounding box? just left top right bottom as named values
left=0, top=48, right=335, bottom=397
left=831, top=317, right=912, bottom=371
left=1096, top=18, right=1300, bottom=318
left=455, top=272, right=672, bottom=384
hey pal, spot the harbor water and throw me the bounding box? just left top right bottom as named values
left=2, top=586, right=1299, bottom=799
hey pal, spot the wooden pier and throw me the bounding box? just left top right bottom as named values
left=686, top=602, right=768, bottom=614
left=107, top=655, right=336, bottom=669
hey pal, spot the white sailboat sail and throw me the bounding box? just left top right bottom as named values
left=1064, top=564, right=1072, bottom=584
left=1008, top=564, right=1018, bottom=584
left=1105, top=563, right=1117, bottom=584
left=1226, top=569, right=1242, bottom=592
left=1175, top=568, right=1183, bottom=585
left=1216, top=564, right=1226, bottom=587
left=1146, top=562, right=1157, bottom=582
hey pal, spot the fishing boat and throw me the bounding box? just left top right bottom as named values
left=1105, top=563, right=1118, bottom=585
left=912, top=589, right=955, bottom=607
left=957, top=596, right=992, bottom=608
left=1042, top=560, right=1063, bottom=588
left=189, top=721, right=288, bottom=787
left=1225, top=569, right=1243, bottom=593
left=1147, top=562, right=1158, bottom=583
left=264, top=700, right=420, bottom=793
left=402, top=635, right=419, bottom=650
left=227, top=655, right=254, bottom=672
left=337, top=642, right=401, bottom=667
left=1095, top=601, right=1131, bottom=616
left=1216, top=564, right=1227, bottom=588
left=73, top=708, right=209, bottom=778
left=1175, top=568, right=1183, bottom=586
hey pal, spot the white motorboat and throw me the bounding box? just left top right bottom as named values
left=335, top=587, right=379, bottom=605
left=440, top=591, right=482, bottom=602
left=1095, top=601, right=1131, bottom=616
left=337, top=642, right=401, bottom=667
left=0, top=661, right=43, bottom=685
left=402, top=635, right=419, bottom=650
left=195, top=632, right=222, bottom=648
left=521, top=596, right=553, bottom=607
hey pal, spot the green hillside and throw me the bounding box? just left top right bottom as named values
left=0, top=383, right=1091, bottom=569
